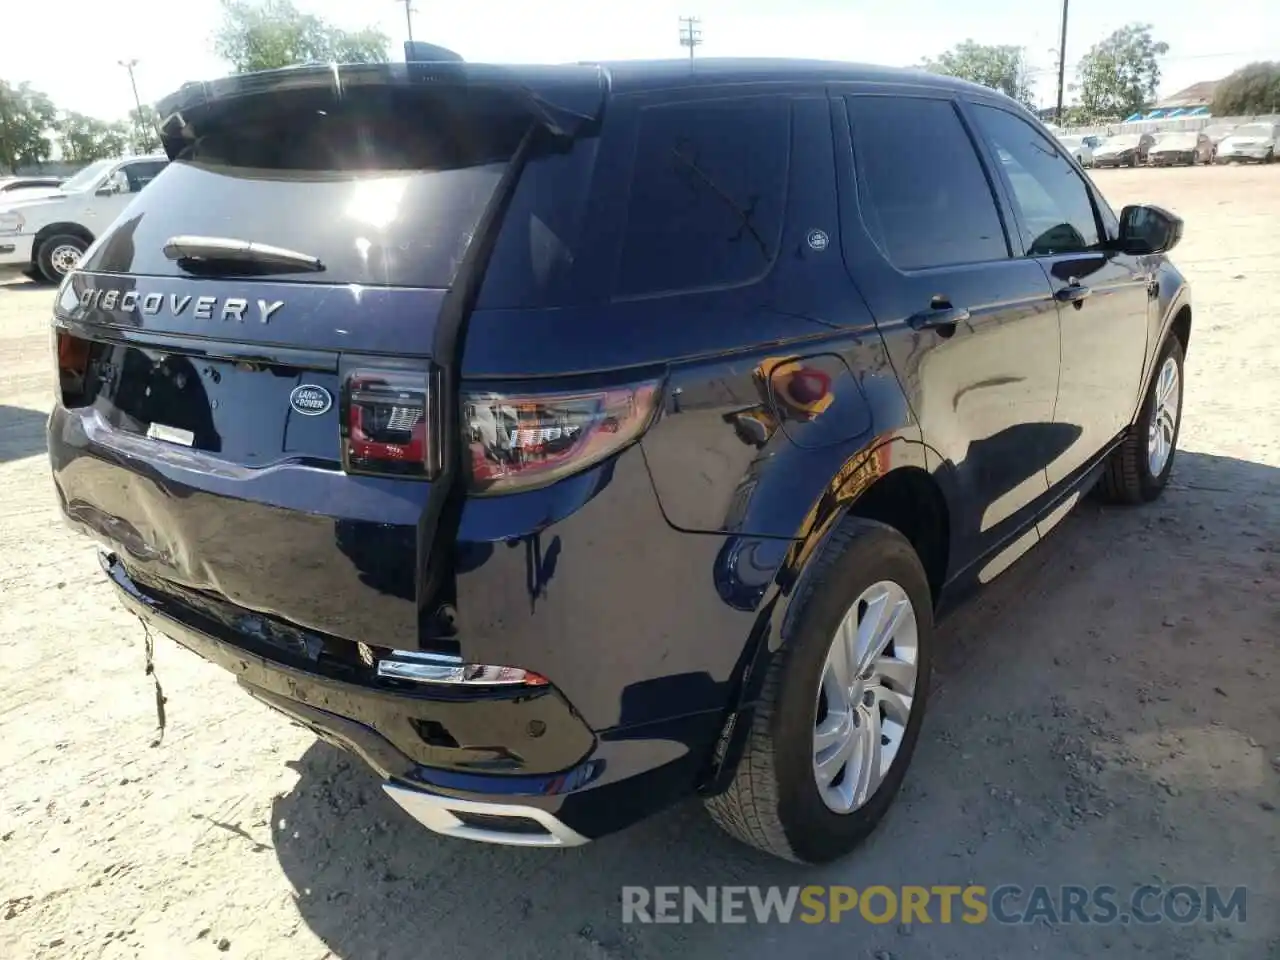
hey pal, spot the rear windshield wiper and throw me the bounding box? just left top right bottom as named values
left=162, top=235, right=325, bottom=274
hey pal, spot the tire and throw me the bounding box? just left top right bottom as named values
left=36, top=234, right=88, bottom=284
left=1097, top=336, right=1185, bottom=505
left=705, top=518, right=934, bottom=864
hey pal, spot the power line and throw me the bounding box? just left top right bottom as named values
left=678, top=16, right=703, bottom=64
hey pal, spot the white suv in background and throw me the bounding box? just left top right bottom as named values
left=0, top=155, right=168, bottom=283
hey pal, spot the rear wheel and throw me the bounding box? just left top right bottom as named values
left=1097, top=336, right=1184, bottom=504
left=36, top=234, right=88, bottom=284
left=705, top=519, right=933, bottom=863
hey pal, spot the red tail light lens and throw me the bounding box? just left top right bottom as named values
left=54, top=328, right=92, bottom=406
left=341, top=362, right=437, bottom=479
left=462, top=380, right=661, bottom=494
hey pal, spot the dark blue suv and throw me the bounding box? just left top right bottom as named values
left=48, top=57, right=1191, bottom=863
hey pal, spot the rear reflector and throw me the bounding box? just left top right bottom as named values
left=462, top=380, right=660, bottom=494
left=54, top=328, right=91, bottom=406
left=341, top=361, right=438, bottom=479
left=375, top=649, right=548, bottom=686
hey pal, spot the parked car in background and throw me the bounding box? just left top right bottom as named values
left=1092, top=133, right=1154, bottom=168
left=1148, top=131, right=1213, bottom=166
left=48, top=58, right=1192, bottom=864
left=1201, top=123, right=1238, bottom=157
left=0, top=176, right=64, bottom=195
left=0, top=155, right=168, bottom=283
left=1215, top=122, right=1278, bottom=164
left=1056, top=135, right=1095, bottom=167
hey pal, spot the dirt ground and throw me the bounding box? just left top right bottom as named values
left=2, top=164, right=1278, bottom=960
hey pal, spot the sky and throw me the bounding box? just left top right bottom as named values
left=6, top=0, right=1280, bottom=123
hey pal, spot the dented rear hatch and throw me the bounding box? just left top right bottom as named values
left=49, top=61, right=605, bottom=650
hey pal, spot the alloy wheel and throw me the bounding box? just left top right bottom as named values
left=1147, top=355, right=1180, bottom=477
left=812, top=580, right=919, bottom=814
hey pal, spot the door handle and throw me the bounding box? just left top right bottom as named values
left=908, top=303, right=971, bottom=330
left=1055, top=283, right=1092, bottom=304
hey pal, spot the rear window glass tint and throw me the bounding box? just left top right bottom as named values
left=81, top=86, right=530, bottom=288
left=616, top=97, right=790, bottom=299
left=846, top=96, right=1008, bottom=269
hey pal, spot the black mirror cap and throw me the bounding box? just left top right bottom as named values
left=1119, top=203, right=1184, bottom=255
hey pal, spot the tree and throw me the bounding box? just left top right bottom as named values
left=214, top=0, right=390, bottom=73
left=128, top=105, right=162, bottom=154
left=58, top=113, right=130, bottom=163
left=1211, top=62, right=1280, bottom=117
left=0, top=80, right=57, bottom=173
left=1076, top=24, right=1169, bottom=121
left=922, top=41, right=1035, bottom=108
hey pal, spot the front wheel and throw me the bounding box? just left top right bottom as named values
left=705, top=519, right=933, bottom=863
left=36, top=234, right=88, bottom=284
left=1097, top=336, right=1185, bottom=504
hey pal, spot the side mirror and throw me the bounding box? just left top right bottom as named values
left=95, top=185, right=116, bottom=197
left=1118, top=203, right=1183, bottom=255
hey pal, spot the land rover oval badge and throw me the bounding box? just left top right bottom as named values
left=290, top=384, right=333, bottom=416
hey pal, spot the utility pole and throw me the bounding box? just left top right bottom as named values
left=1055, top=0, right=1069, bottom=122
left=678, top=16, right=703, bottom=64
left=395, top=0, right=416, bottom=46
left=118, top=59, right=158, bottom=150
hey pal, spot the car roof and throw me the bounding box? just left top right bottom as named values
left=590, top=57, right=1002, bottom=98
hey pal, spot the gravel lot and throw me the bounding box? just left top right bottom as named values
left=2, top=165, right=1278, bottom=960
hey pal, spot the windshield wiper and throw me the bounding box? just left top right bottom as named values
left=162, top=235, right=325, bottom=273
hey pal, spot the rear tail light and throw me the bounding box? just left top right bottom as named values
left=461, top=380, right=661, bottom=494
left=340, top=361, right=438, bottom=479
left=54, top=328, right=91, bottom=406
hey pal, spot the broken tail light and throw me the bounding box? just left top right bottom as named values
left=341, top=360, right=439, bottom=479
left=462, top=380, right=661, bottom=494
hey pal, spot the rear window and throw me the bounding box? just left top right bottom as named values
left=615, top=97, right=790, bottom=299
left=81, top=86, right=530, bottom=287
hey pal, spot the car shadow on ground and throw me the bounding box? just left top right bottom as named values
left=271, top=450, right=1278, bottom=960
left=0, top=404, right=49, bottom=463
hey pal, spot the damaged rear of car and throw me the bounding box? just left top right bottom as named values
left=48, top=60, right=635, bottom=845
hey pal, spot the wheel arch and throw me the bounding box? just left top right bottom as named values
left=702, top=442, right=956, bottom=796
left=31, top=222, right=95, bottom=260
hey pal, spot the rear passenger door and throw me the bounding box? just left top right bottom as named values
left=965, top=101, right=1150, bottom=487
left=836, top=92, right=1063, bottom=574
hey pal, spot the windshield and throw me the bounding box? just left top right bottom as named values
left=1233, top=124, right=1274, bottom=138
left=60, top=159, right=116, bottom=192
left=1155, top=133, right=1196, bottom=147
left=1104, top=136, right=1141, bottom=149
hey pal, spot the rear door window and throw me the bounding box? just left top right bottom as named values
left=846, top=95, right=1009, bottom=270
left=81, top=86, right=531, bottom=287
left=969, top=104, right=1102, bottom=256
left=615, top=97, right=790, bottom=299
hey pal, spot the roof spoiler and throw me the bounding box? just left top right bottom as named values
left=404, top=41, right=464, bottom=62
left=155, top=61, right=608, bottom=161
